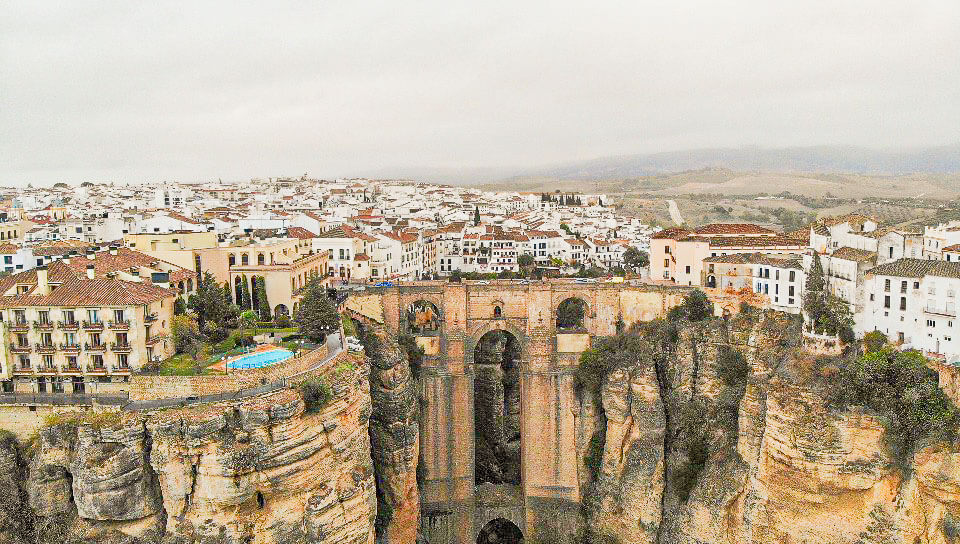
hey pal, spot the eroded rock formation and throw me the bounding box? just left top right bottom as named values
left=0, top=356, right=376, bottom=544
left=579, top=311, right=960, bottom=544
left=363, top=328, right=421, bottom=544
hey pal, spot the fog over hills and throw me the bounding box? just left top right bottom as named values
left=366, top=144, right=960, bottom=186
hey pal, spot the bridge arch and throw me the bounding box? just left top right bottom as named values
left=476, top=517, right=523, bottom=544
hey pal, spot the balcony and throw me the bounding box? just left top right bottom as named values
left=35, top=343, right=56, bottom=354
left=110, top=342, right=132, bottom=353
left=925, top=304, right=957, bottom=317
left=87, top=363, right=106, bottom=373
left=63, top=364, right=82, bottom=373
left=7, top=321, right=29, bottom=332
left=145, top=335, right=163, bottom=346
left=109, top=320, right=130, bottom=330
left=60, top=343, right=81, bottom=354
left=9, top=343, right=31, bottom=354
left=33, top=321, right=54, bottom=331
left=144, top=313, right=158, bottom=323
left=13, top=365, right=33, bottom=374
left=58, top=321, right=80, bottom=331
left=37, top=365, right=57, bottom=374
left=84, top=342, right=106, bottom=352
left=82, top=320, right=104, bottom=330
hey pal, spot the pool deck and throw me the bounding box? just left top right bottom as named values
left=210, top=345, right=291, bottom=373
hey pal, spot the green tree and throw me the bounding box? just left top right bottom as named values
left=863, top=331, right=888, bottom=353
left=804, top=252, right=827, bottom=329
left=294, top=277, right=340, bottom=343
left=171, top=315, right=202, bottom=355
left=557, top=298, right=587, bottom=330
left=174, top=297, right=187, bottom=315
left=668, top=289, right=713, bottom=322
left=622, top=246, right=649, bottom=272
left=240, top=275, right=253, bottom=310
left=252, top=276, right=271, bottom=321
left=187, top=272, right=240, bottom=339
left=518, top=253, right=535, bottom=275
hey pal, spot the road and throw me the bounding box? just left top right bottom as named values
left=668, top=199, right=684, bottom=226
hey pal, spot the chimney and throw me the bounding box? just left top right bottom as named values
left=86, top=264, right=95, bottom=280
left=37, top=265, right=50, bottom=295
left=109, top=247, right=118, bottom=255
left=130, top=269, right=142, bottom=282
left=86, top=250, right=95, bottom=260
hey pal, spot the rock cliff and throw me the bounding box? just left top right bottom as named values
left=0, top=355, right=376, bottom=544
left=580, top=311, right=960, bottom=544
left=363, top=329, right=421, bottom=544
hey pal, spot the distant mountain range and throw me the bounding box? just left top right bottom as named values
left=362, top=144, right=960, bottom=185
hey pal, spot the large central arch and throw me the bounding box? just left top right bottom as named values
left=473, top=329, right=522, bottom=486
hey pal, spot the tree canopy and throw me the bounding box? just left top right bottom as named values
left=294, top=276, right=340, bottom=343
left=622, top=246, right=649, bottom=272
left=187, top=271, right=240, bottom=340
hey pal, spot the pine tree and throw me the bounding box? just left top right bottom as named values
left=294, top=277, right=340, bottom=343
left=804, top=251, right=827, bottom=330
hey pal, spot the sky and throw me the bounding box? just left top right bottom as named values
left=1, top=1, right=959, bottom=186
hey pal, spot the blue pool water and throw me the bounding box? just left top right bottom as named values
left=227, top=349, right=295, bottom=370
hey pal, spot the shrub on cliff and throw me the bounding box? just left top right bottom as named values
left=397, top=332, right=424, bottom=380
left=299, top=378, right=333, bottom=412
left=827, top=348, right=960, bottom=464
left=668, top=289, right=713, bottom=322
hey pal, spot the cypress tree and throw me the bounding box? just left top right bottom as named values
left=804, top=252, right=827, bottom=330
left=241, top=275, right=253, bottom=311
left=254, top=275, right=271, bottom=321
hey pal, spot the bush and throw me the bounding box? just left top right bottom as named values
left=299, top=378, right=333, bottom=412
left=275, top=313, right=292, bottom=328
left=668, top=289, right=713, bottom=322
left=716, top=346, right=749, bottom=388
left=863, top=331, right=888, bottom=354
left=827, top=348, right=960, bottom=465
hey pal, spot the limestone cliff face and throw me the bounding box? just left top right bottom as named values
left=581, top=312, right=960, bottom=544
left=364, top=329, right=421, bottom=544
left=0, top=355, right=377, bottom=544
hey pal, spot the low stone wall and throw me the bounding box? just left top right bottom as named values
left=128, top=344, right=331, bottom=401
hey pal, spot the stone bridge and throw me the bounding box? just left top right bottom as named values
left=348, top=279, right=688, bottom=544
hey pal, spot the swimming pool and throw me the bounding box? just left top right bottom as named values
left=226, top=348, right=295, bottom=370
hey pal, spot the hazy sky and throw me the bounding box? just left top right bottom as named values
left=2, top=1, right=958, bottom=185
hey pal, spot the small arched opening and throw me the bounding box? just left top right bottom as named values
left=477, top=518, right=523, bottom=544
left=405, top=300, right=441, bottom=333
left=493, top=305, right=502, bottom=318
left=556, top=297, right=587, bottom=332
left=257, top=253, right=265, bottom=265
left=274, top=304, right=289, bottom=317
left=241, top=254, right=249, bottom=266
left=255, top=491, right=265, bottom=510
left=706, top=275, right=717, bottom=288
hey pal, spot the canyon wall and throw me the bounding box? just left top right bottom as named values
left=0, top=355, right=376, bottom=544
left=580, top=312, right=960, bottom=544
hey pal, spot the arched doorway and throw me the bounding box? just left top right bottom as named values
left=477, top=518, right=523, bottom=544
left=274, top=304, right=289, bottom=317
left=473, top=330, right=521, bottom=486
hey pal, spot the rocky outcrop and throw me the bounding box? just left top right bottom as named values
left=580, top=311, right=960, bottom=544
left=0, top=354, right=376, bottom=544
left=364, top=329, right=420, bottom=544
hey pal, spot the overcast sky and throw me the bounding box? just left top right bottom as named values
left=1, top=1, right=958, bottom=186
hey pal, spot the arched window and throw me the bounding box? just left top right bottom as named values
left=257, top=253, right=265, bottom=265
left=556, top=297, right=587, bottom=331
left=187, top=278, right=193, bottom=291
left=228, top=254, right=235, bottom=266
left=493, top=305, right=502, bottom=318
left=241, top=254, right=249, bottom=266
left=405, top=300, right=441, bottom=333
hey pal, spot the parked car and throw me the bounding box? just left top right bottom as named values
left=574, top=278, right=597, bottom=284
left=374, top=281, right=394, bottom=287
left=474, top=280, right=490, bottom=285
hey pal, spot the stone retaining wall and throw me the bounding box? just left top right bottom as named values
left=128, top=344, right=331, bottom=401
